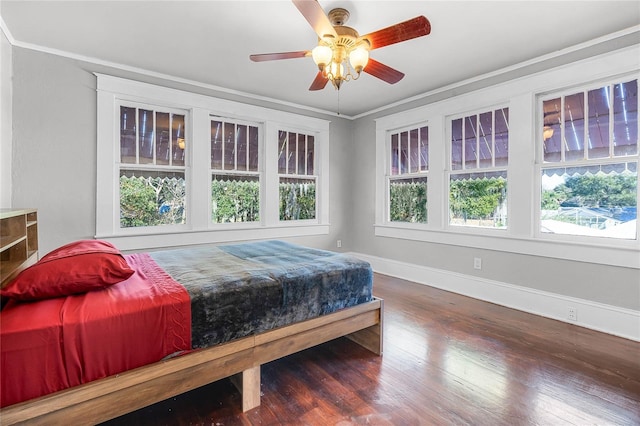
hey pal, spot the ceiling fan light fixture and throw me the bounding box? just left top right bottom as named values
left=250, top=2, right=431, bottom=92
left=349, top=47, right=369, bottom=74
left=312, top=45, right=332, bottom=70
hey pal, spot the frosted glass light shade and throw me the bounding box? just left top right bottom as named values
left=312, top=45, right=332, bottom=68
left=349, top=48, right=369, bottom=73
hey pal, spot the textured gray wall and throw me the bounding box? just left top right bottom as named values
left=1, top=31, right=12, bottom=207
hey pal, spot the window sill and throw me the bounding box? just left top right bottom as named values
left=97, top=224, right=330, bottom=252
left=374, top=223, right=639, bottom=269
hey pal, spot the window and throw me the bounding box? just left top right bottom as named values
left=118, top=104, right=187, bottom=229
left=539, top=79, right=638, bottom=240
left=278, top=130, right=317, bottom=221
left=210, top=118, right=260, bottom=223
left=96, top=74, right=330, bottom=249
left=449, top=108, right=509, bottom=229
left=388, top=125, right=429, bottom=223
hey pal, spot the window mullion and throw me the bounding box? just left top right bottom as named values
left=246, top=125, right=250, bottom=172
left=476, top=114, right=480, bottom=169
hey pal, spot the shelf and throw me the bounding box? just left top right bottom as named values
left=1, top=209, right=38, bottom=288
left=1, top=234, right=26, bottom=252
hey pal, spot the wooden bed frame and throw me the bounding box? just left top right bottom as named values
left=1, top=297, right=383, bottom=425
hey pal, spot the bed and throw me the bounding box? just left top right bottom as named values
left=0, top=239, right=383, bottom=425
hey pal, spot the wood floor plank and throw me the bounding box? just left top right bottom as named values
left=102, top=273, right=640, bottom=425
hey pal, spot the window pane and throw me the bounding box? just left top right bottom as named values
left=450, top=171, right=507, bottom=228
left=541, top=163, right=637, bottom=239
left=279, top=177, right=316, bottom=220
left=543, top=98, right=562, bottom=163
left=120, top=170, right=186, bottom=228
left=400, top=131, right=409, bottom=174
left=237, top=124, right=247, bottom=171
left=391, top=133, right=399, bottom=175
left=297, top=134, right=306, bottom=175
left=420, top=126, right=429, bottom=172
left=464, top=115, right=478, bottom=169
left=287, top=132, right=297, bottom=174
left=248, top=126, right=259, bottom=172
left=564, top=92, right=585, bottom=162
left=306, top=136, right=314, bottom=175
left=613, top=80, right=638, bottom=157
left=156, top=112, right=170, bottom=165
left=478, top=111, right=493, bottom=168
left=278, top=131, right=287, bottom=174
left=451, top=118, right=463, bottom=170
left=120, top=106, right=136, bottom=164
left=138, top=109, right=154, bottom=164
left=211, top=120, right=223, bottom=170
left=588, top=87, right=610, bottom=159
left=211, top=174, right=260, bottom=223
left=223, top=122, right=235, bottom=170
left=495, top=108, right=509, bottom=167
left=409, top=129, right=419, bottom=173
left=172, top=114, right=185, bottom=167
left=389, top=176, right=427, bottom=223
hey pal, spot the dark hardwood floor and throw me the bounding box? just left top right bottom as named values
left=103, top=273, right=640, bottom=425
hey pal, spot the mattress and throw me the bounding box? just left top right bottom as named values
left=150, top=240, right=374, bottom=348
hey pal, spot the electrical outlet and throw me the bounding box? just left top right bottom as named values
left=473, top=257, right=482, bottom=270
left=337, top=240, right=342, bottom=248
left=568, top=307, right=577, bottom=321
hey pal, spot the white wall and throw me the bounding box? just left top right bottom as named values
left=0, top=29, right=11, bottom=207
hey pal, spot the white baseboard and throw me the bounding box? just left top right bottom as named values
left=350, top=252, right=640, bottom=342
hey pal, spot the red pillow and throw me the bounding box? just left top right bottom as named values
left=1, top=240, right=134, bottom=301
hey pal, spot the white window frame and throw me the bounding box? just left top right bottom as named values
left=116, top=100, right=191, bottom=233
left=446, top=105, right=509, bottom=231
left=96, top=74, right=330, bottom=251
left=385, top=123, right=429, bottom=224
left=374, top=46, right=640, bottom=269
left=276, top=126, right=320, bottom=223
left=535, top=76, right=639, bottom=245
left=209, top=115, right=262, bottom=227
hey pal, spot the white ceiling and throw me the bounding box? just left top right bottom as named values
left=1, top=1, right=639, bottom=117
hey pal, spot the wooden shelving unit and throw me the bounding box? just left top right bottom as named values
left=1, top=209, right=38, bottom=288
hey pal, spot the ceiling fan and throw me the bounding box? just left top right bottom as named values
left=249, top=0, right=431, bottom=91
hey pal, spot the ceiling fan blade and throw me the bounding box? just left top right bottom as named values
left=292, top=0, right=338, bottom=39
left=361, top=16, right=431, bottom=50
left=250, top=51, right=310, bottom=62
left=309, top=71, right=329, bottom=91
left=363, top=58, right=404, bottom=84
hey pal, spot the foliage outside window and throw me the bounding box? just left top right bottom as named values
left=210, top=118, right=260, bottom=223
left=388, top=126, right=428, bottom=223
left=540, top=79, right=638, bottom=240
left=278, top=130, right=317, bottom=221
left=119, top=105, right=187, bottom=228
left=450, top=108, right=509, bottom=228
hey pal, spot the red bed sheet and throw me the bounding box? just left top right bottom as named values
left=0, top=253, right=191, bottom=407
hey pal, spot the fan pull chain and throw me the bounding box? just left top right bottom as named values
left=337, top=89, right=341, bottom=116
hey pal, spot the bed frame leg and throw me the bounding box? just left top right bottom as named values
left=346, top=298, right=384, bottom=355
left=230, top=365, right=261, bottom=412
